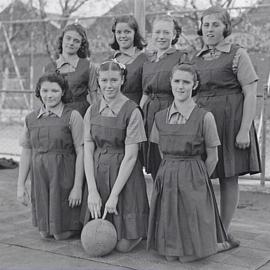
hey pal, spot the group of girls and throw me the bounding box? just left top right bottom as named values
left=17, top=5, right=261, bottom=262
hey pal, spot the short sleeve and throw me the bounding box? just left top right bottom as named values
left=84, top=105, right=94, bottom=143
left=125, top=108, right=147, bottom=145
left=88, top=62, right=99, bottom=93
left=149, top=120, right=159, bottom=144
left=203, top=112, right=221, bottom=148
left=234, top=48, right=258, bottom=87
left=69, top=110, right=84, bottom=150
left=19, top=120, right=32, bottom=149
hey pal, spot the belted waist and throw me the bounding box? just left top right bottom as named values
left=33, top=148, right=75, bottom=154
left=163, top=154, right=202, bottom=161
left=197, top=89, right=241, bottom=97
left=149, top=92, right=173, bottom=100
left=95, top=147, right=124, bottom=155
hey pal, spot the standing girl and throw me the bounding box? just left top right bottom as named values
left=45, top=23, right=98, bottom=116
left=192, top=6, right=261, bottom=236
left=140, top=15, right=187, bottom=179
left=83, top=60, right=149, bottom=252
left=147, top=64, right=234, bottom=262
left=17, top=73, right=84, bottom=240
left=110, top=15, right=148, bottom=104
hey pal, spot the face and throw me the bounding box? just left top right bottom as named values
left=202, top=14, right=226, bottom=46
left=171, top=70, right=196, bottom=102
left=152, top=20, right=175, bottom=51
left=62, top=30, right=82, bottom=55
left=40, top=81, right=63, bottom=109
left=115, top=22, right=135, bottom=50
left=98, top=70, right=123, bottom=101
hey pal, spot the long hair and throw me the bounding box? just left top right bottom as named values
left=110, top=15, right=147, bottom=50
left=57, top=23, right=90, bottom=58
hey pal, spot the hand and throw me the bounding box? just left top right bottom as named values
left=88, top=190, right=102, bottom=219
left=235, top=130, right=250, bottom=149
left=105, top=194, right=119, bottom=215
left=68, top=186, right=82, bottom=208
left=17, top=185, right=30, bottom=206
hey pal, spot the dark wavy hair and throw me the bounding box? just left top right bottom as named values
left=197, top=6, right=232, bottom=38
left=153, top=15, right=182, bottom=45
left=170, top=63, right=199, bottom=97
left=57, top=23, right=90, bottom=58
left=35, top=73, right=69, bottom=104
left=110, top=15, right=147, bottom=50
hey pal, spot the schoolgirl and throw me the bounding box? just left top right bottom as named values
left=45, top=23, right=98, bottom=116
left=192, top=6, right=261, bottom=237
left=140, top=15, right=187, bottom=179
left=83, top=60, right=149, bottom=252
left=17, top=73, right=84, bottom=240
left=147, top=63, right=235, bottom=262
left=109, top=15, right=148, bottom=104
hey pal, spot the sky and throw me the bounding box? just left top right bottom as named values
left=0, top=0, right=260, bottom=16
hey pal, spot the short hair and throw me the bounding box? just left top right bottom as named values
left=152, top=15, right=182, bottom=45
left=57, top=23, right=90, bottom=58
left=110, top=15, right=147, bottom=50
left=35, top=73, right=69, bottom=103
left=170, top=63, right=199, bottom=96
left=197, top=6, right=232, bottom=38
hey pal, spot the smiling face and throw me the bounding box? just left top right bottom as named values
left=115, top=22, right=135, bottom=50
left=98, top=70, right=124, bottom=101
left=202, top=14, right=226, bottom=46
left=62, top=30, right=82, bottom=56
left=40, top=81, right=63, bottom=109
left=171, top=70, right=197, bottom=103
left=152, top=20, right=175, bottom=51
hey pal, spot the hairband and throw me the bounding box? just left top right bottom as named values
left=101, top=59, right=126, bottom=70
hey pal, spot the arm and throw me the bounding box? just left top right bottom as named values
left=68, top=145, right=84, bottom=208
left=88, top=62, right=100, bottom=105
left=205, top=146, right=219, bottom=177
left=105, top=144, right=138, bottom=215
left=84, top=141, right=102, bottom=219
left=17, top=148, right=31, bottom=206
left=236, top=82, right=257, bottom=149
left=139, top=94, right=149, bottom=109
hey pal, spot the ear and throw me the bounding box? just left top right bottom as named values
left=193, top=81, right=199, bottom=90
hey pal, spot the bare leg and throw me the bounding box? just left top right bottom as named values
left=219, top=176, right=239, bottom=232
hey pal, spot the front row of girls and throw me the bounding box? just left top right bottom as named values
left=17, top=61, right=236, bottom=261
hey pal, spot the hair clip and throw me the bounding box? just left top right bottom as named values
left=101, top=59, right=126, bottom=70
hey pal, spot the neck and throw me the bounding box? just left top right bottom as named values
left=120, top=46, right=135, bottom=55
left=62, top=52, right=78, bottom=60
left=174, top=98, right=195, bottom=111
left=156, top=46, right=171, bottom=58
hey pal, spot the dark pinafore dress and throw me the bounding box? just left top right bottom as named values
left=142, top=50, right=187, bottom=178
left=86, top=100, right=149, bottom=240
left=192, top=45, right=261, bottom=179
left=26, top=106, right=82, bottom=235
left=147, top=106, right=227, bottom=260
left=45, top=58, right=90, bottom=117
left=120, top=53, right=148, bottom=104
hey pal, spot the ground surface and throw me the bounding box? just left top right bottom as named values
left=1, top=168, right=270, bottom=270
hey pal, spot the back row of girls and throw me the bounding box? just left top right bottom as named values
left=17, top=6, right=261, bottom=262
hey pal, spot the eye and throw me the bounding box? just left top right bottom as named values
left=124, top=30, right=131, bottom=34
left=116, top=30, right=121, bottom=35
left=203, top=23, right=209, bottom=27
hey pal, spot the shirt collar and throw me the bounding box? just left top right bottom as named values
left=99, top=95, right=128, bottom=115
left=196, top=37, right=232, bottom=57
left=56, top=54, right=79, bottom=69
left=150, top=47, right=177, bottom=62
left=168, top=101, right=196, bottom=121
left=37, top=103, right=64, bottom=118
